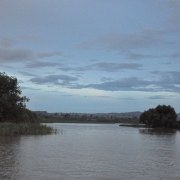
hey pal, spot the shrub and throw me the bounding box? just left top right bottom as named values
left=139, top=105, right=177, bottom=128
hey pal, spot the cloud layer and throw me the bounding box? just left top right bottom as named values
left=1, top=0, right=180, bottom=112
left=29, top=75, right=78, bottom=86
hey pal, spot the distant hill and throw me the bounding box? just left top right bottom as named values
left=33, top=111, right=142, bottom=117
left=34, top=111, right=142, bottom=124
left=94, top=111, right=142, bottom=117
left=35, top=111, right=180, bottom=123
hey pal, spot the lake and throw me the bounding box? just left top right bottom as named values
left=0, top=123, right=180, bottom=180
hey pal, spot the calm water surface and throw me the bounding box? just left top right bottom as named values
left=1, top=123, right=180, bottom=180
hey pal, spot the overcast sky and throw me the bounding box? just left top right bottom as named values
left=1, top=0, right=180, bottom=113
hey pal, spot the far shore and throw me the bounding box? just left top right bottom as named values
left=40, top=118, right=139, bottom=124
left=119, top=123, right=147, bottom=128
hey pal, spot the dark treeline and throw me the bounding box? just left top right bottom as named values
left=0, top=72, right=38, bottom=123
left=139, top=105, right=178, bottom=128
left=0, top=72, right=55, bottom=135
left=38, top=112, right=139, bottom=124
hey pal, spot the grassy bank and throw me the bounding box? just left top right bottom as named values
left=0, top=123, right=57, bottom=136
left=119, top=123, right=147, bottom=128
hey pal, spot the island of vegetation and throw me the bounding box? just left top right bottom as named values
left=0, top=72, right=55, bottom=135
left=120, top=105, right=179, bottom=129
left=139, top=105, right=178, bottom=128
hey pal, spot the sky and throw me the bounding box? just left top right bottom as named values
left=0, top=0, right=180, bottom=113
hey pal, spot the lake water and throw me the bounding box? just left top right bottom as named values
left=1, top=123, right=180, bottom=180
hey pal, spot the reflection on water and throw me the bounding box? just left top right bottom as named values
left=0, top=137, right=21, bottom=179
left=0, top=124, right=180, bottom=180
left=138, top=128, right=180, bottom=180
left=139, top=128, right=177, bottom=135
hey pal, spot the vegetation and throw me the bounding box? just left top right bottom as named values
left=0, top=72, right=39, bottom=123
left=139, top=105, right=177, bottom=128
left=38, top=113, right=139, bottom=124
left=119, top=123, right=146, bottom=128
left=0, top=72, right=54, bottom=135
left=0, top=123, right=55, bottom=136
left=39, top=116, right=139, bottom=124
left=40, top=118, right=114, bottom=124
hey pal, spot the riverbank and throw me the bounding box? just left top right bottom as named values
left=119, top=123, right=180, bottom=130
left=119, top=123, right=147, bottom=128
left=40, top=118, right=114, bottom=124
left=0, top=123, right=56, bottom=136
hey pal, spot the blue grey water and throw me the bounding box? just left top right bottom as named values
left=0, top=123, right=180, bottom=180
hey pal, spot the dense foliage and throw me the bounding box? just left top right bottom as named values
left=0, top=72, right=38, bottom=123
left=139, top=105, right=177, bottom=128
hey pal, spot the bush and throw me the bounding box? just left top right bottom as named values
left=139, top=105, right=177, bottom=128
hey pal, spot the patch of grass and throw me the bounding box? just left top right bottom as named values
left=0, top=123, right=58, bottom=136
left=119, top=123, right=147, bottom=128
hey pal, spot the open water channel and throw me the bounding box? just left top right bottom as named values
left=1, top=123, right=180, bottom=180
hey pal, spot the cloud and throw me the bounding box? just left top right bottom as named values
left=59, top=66, right=88, bottom=72
left=25, top=60, right=61, bottom=68
left=120, top=97, right=137, bottom=100
left=83, top=95, right=112, bottom=99
left=160, top=62, right=172, bottom=65
left=77, top=29, right=171, bottom=51
left=18, top=71, right=37, bottom=76
left=101, top=77, right=114, bottom=82
left=91, top=63, right=143, bottom=71
left=0, top=37, right=62, bottom=65
left=68, top=70, right=180, bottom=93
left=165, top=0, right=180, bottom=31
left=0, top=37, right=16, bottom=48
left=62, top=94, right=76, bottom=97
left=0, top=48, right=33, bottom=62
left=151, top=71, right=180, bottom=85
left=29, top=75, right=79, bottom=86
left=171, top=53, right=180, bottom=58
left=21, top=86, right=41, bottom=91
left=148, top=95, right=167, bottom=100
left=71, top=77, right=153, bottom=91
left=37, top=51, right=62, bottom=58
left=30, top=74, right=172, bottom=93
left=159, top=72, right=180, bottom=93
left=125, top=52, right=159, bottom=60
left=59, top=62, right=143, bottom=72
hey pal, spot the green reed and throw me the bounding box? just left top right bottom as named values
left=0, top=123, right=58, bottom=136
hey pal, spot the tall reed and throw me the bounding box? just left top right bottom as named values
left=0, top=123, right=58, bottom=136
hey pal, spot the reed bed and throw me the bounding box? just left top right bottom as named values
left=0, top=123, right=59, bottom=136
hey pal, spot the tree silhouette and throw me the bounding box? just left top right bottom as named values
left=139, top=105, right=177, bottom=128
left=0, top=72, right=38, bottom=123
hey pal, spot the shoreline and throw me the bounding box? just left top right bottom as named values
left=119, top=123, right=147, bottom=128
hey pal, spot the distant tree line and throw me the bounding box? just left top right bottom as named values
left=139, top=105, right=177, bottom=128
left=38, top=112, right=139, bottom=124
left=0, top=72, right=38, bottom=123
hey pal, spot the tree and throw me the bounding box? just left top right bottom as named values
left=139, top=105, right=177, bottom=128
left=0, top=72, right=38, bottom=123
